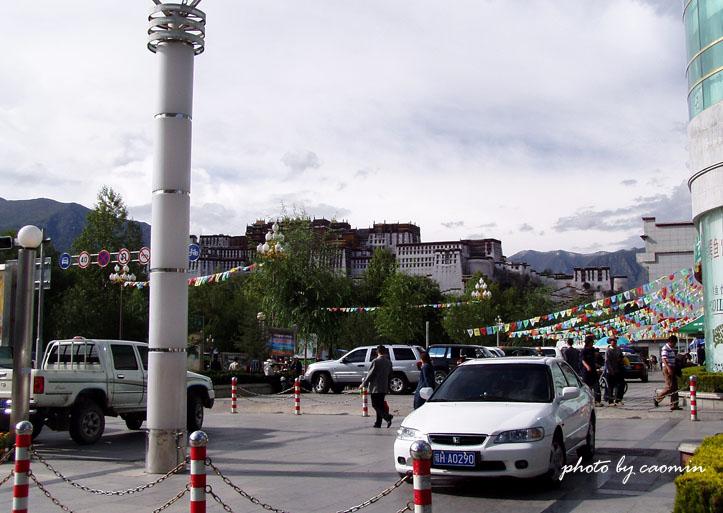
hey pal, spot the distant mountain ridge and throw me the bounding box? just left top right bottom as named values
left=2, top=197, right=646, bottom=286
left=0, top=197, right=150, bottom=253
left=508, top=248, right=647, bottom=288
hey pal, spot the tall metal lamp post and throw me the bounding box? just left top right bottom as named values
left=109, top=265, right=136, bottom=339
left=10, top=225, right=43, bottom=431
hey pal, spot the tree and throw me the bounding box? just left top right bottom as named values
left=375, top=274, right=442, bottom=344
left=246, top=217, right=352, bottom=358
left=53, top=187, right=147, bottom=340
left=358, top=248, right=397, bottom=306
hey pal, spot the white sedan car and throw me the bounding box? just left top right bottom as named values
left=394, top=357, right=595, bottom=482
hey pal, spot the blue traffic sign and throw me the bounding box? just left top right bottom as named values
left=59, top=252, right=71, bottom=270
left=189, top=244, right=201, bottom=262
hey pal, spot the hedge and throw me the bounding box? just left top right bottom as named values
left=681, top=367, right=723, bottom=393
left=674, top=434, right=723, bottom=513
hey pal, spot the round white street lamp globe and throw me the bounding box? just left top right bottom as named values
left=17, top=225, right=43, bottom=248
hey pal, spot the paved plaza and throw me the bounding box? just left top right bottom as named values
left=0, top=373, right=721, bottom=513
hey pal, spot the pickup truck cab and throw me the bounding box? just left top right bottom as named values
left=0, top=337, right=215, bottom=445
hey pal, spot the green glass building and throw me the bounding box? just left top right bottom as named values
left=685, top=0, right=723, bottom=372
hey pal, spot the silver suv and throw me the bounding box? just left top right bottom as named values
left=303, top=345, right=423, bottom=394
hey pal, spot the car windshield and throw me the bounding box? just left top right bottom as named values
left=429, top=363, right=553, bottom=403
left=0, top=347, right=11, bottom=369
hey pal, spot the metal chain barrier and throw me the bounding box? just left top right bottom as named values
left=28, top=469, right=78, bottom=513
left=207, top=457, right=411, bottom=513
left=30, top=447, right=188, bottom=496
left=0, top=468, right=14, bottom=488
left=395, top=502, right=414, bottom=513
left=152, top=484, right=190, bottom=513
left=0, top=446, right=15, bottom=465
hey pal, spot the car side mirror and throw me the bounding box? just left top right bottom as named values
left=420, top=387, right=434, bottom=400
left=560, top=386, right=580, bottom=401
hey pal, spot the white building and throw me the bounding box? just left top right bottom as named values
left=636, top=217, right=697, bottom=282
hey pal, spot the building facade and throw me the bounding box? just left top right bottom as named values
left=684, top=1, right=723, bottom=372
left=636, top=217, right=697, bottom=282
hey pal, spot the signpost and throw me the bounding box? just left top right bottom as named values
left=117, top=248, right=131, bottom=266
left=59, top=253, right=71, bottom=270
left=189, top=243, right=200, bottom=262
left=138, top=247, right=151, bottom=266
left=78, top=251, right=90, bottom=268
left=97, top=250, right=111, bottom=268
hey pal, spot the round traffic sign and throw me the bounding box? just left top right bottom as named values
left=189, top=243, right=201, bottom=262
left=97, top=250, right=110, bottom=267
left=138, top=246, right=151, bottom=265
left=117, top=248, right=131, bottom=266
left=59, top=252, right=71, bottom=270
left=78, top=251, right=91, bottom=268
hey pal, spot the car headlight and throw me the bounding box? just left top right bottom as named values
left=494, top=427, right=544, bottom=444
left=397, top=426, right=426, bottom=441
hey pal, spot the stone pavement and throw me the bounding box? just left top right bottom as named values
left=0, top=373, right=720, bottom=513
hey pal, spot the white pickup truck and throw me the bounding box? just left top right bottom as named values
left=0, top=337, right=215, bottom=445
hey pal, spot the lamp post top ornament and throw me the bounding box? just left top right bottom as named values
left=148, top=0, right=206, bottom=55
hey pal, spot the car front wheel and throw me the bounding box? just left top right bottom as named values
left=187, top=392, right=204, bottom=432
left=545, top=438, right=566, bottom=485
left=313, top=373, right=331, bottom=394
left=577, top=418, right=595, bottom=459
left=433, top=371, right=446, bottom=386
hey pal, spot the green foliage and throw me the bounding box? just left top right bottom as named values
left=358, top=248, right=397, bottom=305
left=246, top=217, right=353, bottom=357
left=674, top=434, right=723, bottom=513
left=681, top=367, right=723, bottom=393
left=52, top=187, right=147, bottom=340
left=375, top=273, right=442, bottom=344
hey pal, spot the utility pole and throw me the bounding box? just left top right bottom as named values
left=145, top=0, right=205, bottom=473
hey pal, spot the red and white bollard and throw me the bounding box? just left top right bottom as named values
left=410, top=440, right=433, bottom=513
left=189, top=430, right=208, bottom=513
left=12, top=421, right=33, bottom=513
left=362, top=386, right=369, bottom=417
left=690, top=375, right=698, bottom=421
left=294, top=377, right=301, bottom=415
left=231, top=377, right=238, bottom=414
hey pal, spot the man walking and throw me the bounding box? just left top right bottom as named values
left=580, top=335, right=602, bottom=406
left=604, top=337, right=625, bottom=406
left=360, top=345, right=394, bottom=428
left=562, top=339, right=581, bottom=375
left=654, top=335, right=681, bottom=410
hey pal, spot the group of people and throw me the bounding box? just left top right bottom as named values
left=561, top=335, right=626, bottom=407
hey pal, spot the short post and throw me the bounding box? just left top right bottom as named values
left=362, top=386, right=369, bottom=417
left=294, top=377, right=301, bottom=415
left=189, top=430, right=208, bottom=513
left=410, top=440, right=433, bottom=513
left=12, top=421, right=33, bottom=513
left=230, top=377, right=238, bottom=414
left=690, top=375, right=698, bottom=421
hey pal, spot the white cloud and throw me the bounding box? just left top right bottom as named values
left=0, top=1, right=692, bottom=256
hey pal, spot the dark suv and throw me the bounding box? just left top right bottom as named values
left=427, top=344, right=495, bottom=386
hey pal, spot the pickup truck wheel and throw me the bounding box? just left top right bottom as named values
left=389, top=373, right=408, bottom=394
left=187, top=392, right=204, bottom=432
left=70, top=399, right=105, bottom=445
left=30, top=414, right=44, bottom=440
left=312, top=373, right=331, bottom=394
left=433, top=371, right=447, bottom=386
left=124, top=415, right=144, bottom=430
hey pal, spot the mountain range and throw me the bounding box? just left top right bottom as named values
left=0, top=197, right=150, bottom=253
left=508, top=248, right=647, bottom=288
left=1, top=198, right=647, bottom=285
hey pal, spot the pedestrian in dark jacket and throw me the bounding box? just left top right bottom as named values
left=360, top=345, right=394, bottom=428
left=414, top=351, right=435, bottom=409
left=562, top=339, right=581, bottom=375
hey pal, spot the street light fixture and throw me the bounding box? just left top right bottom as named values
left=496, top=315, right=503, bottom=347
left=470, top=276, right=492, bottom=300
left=109, top=264, right=136, bottom=339
left=256, top=221, right=285, bottom=256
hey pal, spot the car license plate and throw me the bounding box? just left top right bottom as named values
left=433, top=450, right=476, bottom=467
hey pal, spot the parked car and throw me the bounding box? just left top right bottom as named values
left=500, top=346, right=539, bottom=357
left=394, top=357, right=595, bottom=482
left=623, top=352, right=649, bottom=382
left=303, top=345, right=422, bottom=394
left=486, top=347, right=506, bottom=358
left=427, top=344, right=495, bottom=386
left=539, top=347, right=564, bottom=358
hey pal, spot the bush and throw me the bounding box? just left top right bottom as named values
left=196, top=370, right=267, bottom=387
left=674, top=434, right=723, bottom=513
left=681, top=367, right=723, bottom=393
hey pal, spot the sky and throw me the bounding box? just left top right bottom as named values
left=1, top=1, right=692, bottom=256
